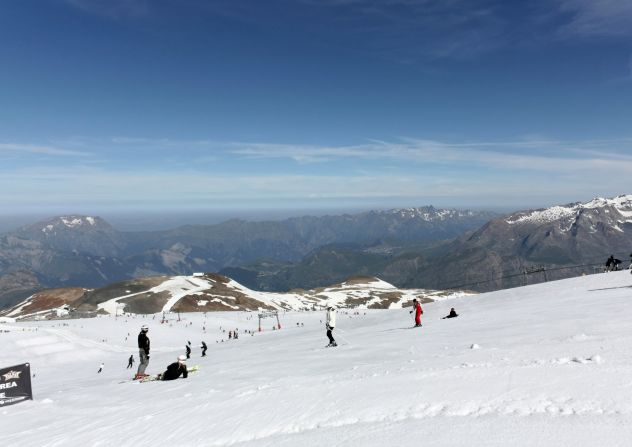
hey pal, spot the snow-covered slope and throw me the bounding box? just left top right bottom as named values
left=4, top=274, right=469, bottom=320
left=94, top=274, right=468, bottom=314
left=2, top=271, right=632, bottom=446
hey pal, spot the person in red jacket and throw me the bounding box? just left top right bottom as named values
left=409, top=299, right=423, bottom=327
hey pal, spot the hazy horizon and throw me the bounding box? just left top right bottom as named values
left=0, top=192, right=622, bottom=232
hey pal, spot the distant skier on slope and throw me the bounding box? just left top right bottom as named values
left=442, top=308, right=458, bottom=319
left=325, top=306, right=337, bottom=347
left=185, top=344, right=191, bottom=359
left=135, top=325, right=150, bottom=379
left=201, top=341, right=207, bottom=357
left=409, top=299, right=423, bottom=327
left=97, top=362, right=104, bottom=373
left=161, top=355, right=188, bottom=381
left=605, top=255, right=621, bottom=272
left=606, top=255, right=614, bottom=272
left=127, top=354, right=134, bottom=369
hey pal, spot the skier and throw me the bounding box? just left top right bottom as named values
left=325, top=306, right=337, bottom=347
left=161, top=355, right=188, bottom=381
left=409, top=299, right=423, bottom=327
left=135, top=325, right=150, bottom=379
left=614, top=258, right=622, bottom=271
left=127, top=354, right=134, bottom=369
left=201, top=341, right=207, bottom=357
left=606, top=255, right=617, bottom=272
left=97, top=362, right=104, bottom=373
left=442, top=308, right=458, bottom=319
left=185, top=344, right=191, bottom=359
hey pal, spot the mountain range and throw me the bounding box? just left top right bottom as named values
left=0, top=206, right=495, bottom=308
left=2, top=195, right=631, bottom=310
left=232, top=195, right=632, bottom=293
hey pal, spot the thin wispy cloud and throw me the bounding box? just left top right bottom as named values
left=0, top=143, right=89, bottom=157
left=60, top=0, right=632, bottom=63
left=67, top=135, right=632, bottom=170
left=556, top=0, right=632, bottom=37
left=64, top=0, right=149, bottom=19
left=211, top=137, right=632, bottom=172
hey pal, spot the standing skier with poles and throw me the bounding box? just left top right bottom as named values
left=127, top=354, right=134, bottom=369
left=201, top=341, right=207, bottom=357
left=185, top=343, right=191, bottom=359
left=135, top=325, right=150, bottom=379
left=410, top=299, right=423, bottom=327
left=325, top=306, right=337, bottom=347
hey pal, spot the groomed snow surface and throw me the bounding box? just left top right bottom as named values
left=3, top=271, right=632, bottom=446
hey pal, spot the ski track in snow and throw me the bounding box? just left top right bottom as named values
left=3, top=271, right=632, bottom=446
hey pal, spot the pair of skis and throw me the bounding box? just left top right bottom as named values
left=121, top=365, right=200, bottom=383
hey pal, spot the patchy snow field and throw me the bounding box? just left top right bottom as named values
left=2, top=271, right=632, bottom=446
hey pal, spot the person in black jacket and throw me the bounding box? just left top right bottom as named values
left=185, top=344, right=191, bottom=359
left=161, top=355, right=188, bottom=381
left=442, top=308, right=459, bottom=319
left=606, top=255, right=615, bottom=272
left=201, top=341, right=207, bottom=357
left=136, top=325, right=150, bottom=379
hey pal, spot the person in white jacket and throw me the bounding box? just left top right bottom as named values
left=325, top=306, right=337, bottom=347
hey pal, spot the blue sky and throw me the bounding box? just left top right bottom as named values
left=1, top=0, right=632, bottom=218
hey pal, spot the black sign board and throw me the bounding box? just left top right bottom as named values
left=0, top=363, right=33, bottom=407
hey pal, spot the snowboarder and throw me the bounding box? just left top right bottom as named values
left=161, top=355, right=188, bottom=381
left=135, top=325, right=150, bottom=379
left=325, top=306, right=337, bottom=347
left=97, top=362, right=104, bottom=373
left=185, top=344, right=191, bottom=359
left=410, top=299, right=423, bottom=327
left=442, top=308, right=458, bottom=319
left=127, top=355, right=134, bottom=369
left=201, top=341, right=207, bottom=357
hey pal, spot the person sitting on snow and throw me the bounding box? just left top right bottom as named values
left=161, top=355, right=188, bottom=381
left=442, top=308, right=459, bottom=319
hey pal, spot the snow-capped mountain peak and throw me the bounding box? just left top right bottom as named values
left=506, top=194, right=632, bottom=228
left=382, top=206, right=481, bottom=222
left=40, top=215, right=99, bottom=233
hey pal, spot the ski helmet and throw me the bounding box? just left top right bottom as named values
left=177, top=355, right=187, bottom=362
left=141, top=325, right=149, bottom=332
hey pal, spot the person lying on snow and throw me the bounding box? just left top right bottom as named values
left=161, top=355, right=188, bottom=381
left=442, top=308, right=459, bottom=319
